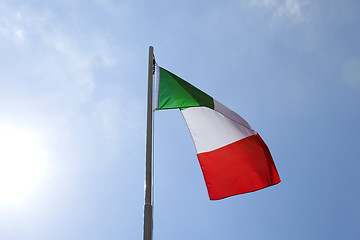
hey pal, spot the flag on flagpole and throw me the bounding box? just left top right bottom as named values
left=155, top=65, right=280, bottom=200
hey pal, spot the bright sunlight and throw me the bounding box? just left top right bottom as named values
left=0, top=126, right=47, bottom=206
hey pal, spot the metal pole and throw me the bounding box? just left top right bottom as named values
left=144, top=46, right=154, bottom=240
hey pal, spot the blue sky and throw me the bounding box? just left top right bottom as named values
left=0, top=0, right=360, bottom=239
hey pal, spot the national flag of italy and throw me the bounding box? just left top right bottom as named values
left=155, top=66, right=280, bottom=200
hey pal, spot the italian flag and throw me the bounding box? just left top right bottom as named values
left=155, top=66, right=280, bottom=200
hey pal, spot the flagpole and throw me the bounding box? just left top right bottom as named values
left=144, top=46, right=154, bottom=240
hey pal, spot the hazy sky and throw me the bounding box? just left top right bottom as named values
left=0, top=0, right=360, bottom=239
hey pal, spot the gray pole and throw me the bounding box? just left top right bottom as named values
left=144, top=46, right=154, bottom=240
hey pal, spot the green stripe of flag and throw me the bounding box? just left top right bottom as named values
left=158, top=67, right=214, bottom=110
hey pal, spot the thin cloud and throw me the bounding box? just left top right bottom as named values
left=93, top=0, right=131, bottom=17
left=0, top=8, right=25, bottom=41
left=91, top=96, right=143, bottom=151
left=274, top=0, right=306, bottom=23
left=1, top=4, right=117, bottom=102
left=250, top=0, right=313, bottom=24
left=14, top=28, right=24, bottom=40
left=0, top=4, right=119, bottom=137
left=0, top=2, right=144, bottom=155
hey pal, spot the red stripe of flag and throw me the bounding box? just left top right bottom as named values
left=197, top=134, right=280, bottom=200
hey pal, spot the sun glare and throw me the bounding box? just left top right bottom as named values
left=0, top=126, right=47, bottom=206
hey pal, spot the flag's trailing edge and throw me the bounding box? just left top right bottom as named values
left=155, top=65, right=280, bottom=200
